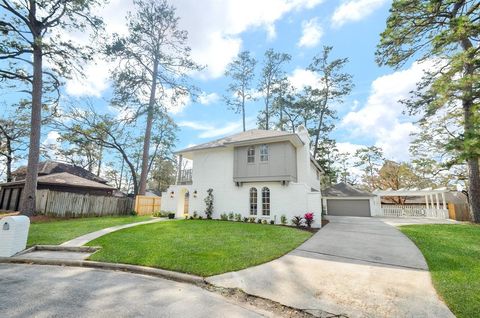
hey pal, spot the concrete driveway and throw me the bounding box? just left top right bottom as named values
left=208, top=216, right=455, bottom=318
left=0, top=263, right=265, bottom=318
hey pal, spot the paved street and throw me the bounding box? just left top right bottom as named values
left=0, top=263, right=265, bottom=318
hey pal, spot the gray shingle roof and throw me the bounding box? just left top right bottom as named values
left=176, top=129, right=299, bottom=153
left=322, top=182, right=375, bottom=197
left=1, top=172, right=114, bottom=190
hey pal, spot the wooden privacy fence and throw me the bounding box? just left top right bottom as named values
left=35, top=190, right=134, bottom=217
left=134, top=195, right=161, bottom=215
left=448, top=203, right=472, bottom=221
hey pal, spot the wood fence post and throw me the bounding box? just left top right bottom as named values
left=447, top=203, right=456, bottom=220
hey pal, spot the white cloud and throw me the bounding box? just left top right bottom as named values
left=341, top=61, right=435, bottom=161
left=42, top=131, right=62, bottom=159
left=198, top=92, right=220, bottom=105
left=288, top=68, right=322, bottom=90
left=178, top=121, right=214, bottom=131
left=199, top=122, right=243, bottom=138
left=65, top=58, right=111, bottom=97
left=332, top=0, right=388, bottom=28
left=297, top=18, right=323, bottom=48
left=64, top=0, right=325, bottom=95
left=179, top=117, right=256, bottom=139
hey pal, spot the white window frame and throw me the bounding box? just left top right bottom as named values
left=262, top=187, right=270, bottom=216
left=247, top=146, right=255, bottom=163
left=249, top=187, right=258, bottom=215
left=260, top=144, right=269, bottom=162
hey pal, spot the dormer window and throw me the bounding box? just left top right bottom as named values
left=260, top=144, right=269, bottom=162
left=247, top=146, right=255, bottom=163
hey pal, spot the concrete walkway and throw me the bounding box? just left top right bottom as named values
left=0, top=263, right=266, bottom=318
left=61, top=218, right=166, bottom=247
left=208, top=216, right=455, bottom=318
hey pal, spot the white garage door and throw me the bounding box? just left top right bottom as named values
left=327, top=199, right=371, bottom=217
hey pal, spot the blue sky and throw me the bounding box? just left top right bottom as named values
left=40, top=0, right=430, bottom=164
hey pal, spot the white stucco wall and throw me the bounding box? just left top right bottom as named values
left=161, top=129, right=323, bottom=227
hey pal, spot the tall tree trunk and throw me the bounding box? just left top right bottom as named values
left=21, top=32, right=42, bottom=216
left=96, top=144, right=103, bottom=177
left=138, top=59, right=159, bottom=195
left=265, top=86, right=270, bottom=130
left=6, top=137, right=12, bottom=182
left=242, top=94, right=246, bottom=131
left=460, top=38, right=480, bottom=222
left=467, top=158, right=480, bottom=222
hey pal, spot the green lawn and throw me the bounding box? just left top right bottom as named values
left=87, top=220, right=312, bottom=276
left=400, top=224, right=480, bottom=318
left=28, top=216, right=152, bottom=246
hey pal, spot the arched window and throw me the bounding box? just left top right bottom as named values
left=249, top=188, right=258, bottom=215
left=247, top=146, right=255, bottom=163
left=262, top=187, right=270, bottom=216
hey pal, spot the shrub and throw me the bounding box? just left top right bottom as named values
left=243, top=217, right=248, bottom=222
left=235, top=213, right=242, bottom=222
left=248, top=217, right=256, bottom=223
left=204, top=188, right=214, bottom=219
left=193, top=211, right=198, bottom=219
left=270, top=220, right=275, bottom=225
left=257, top=219, right=262, bottom=224
left=220, top=213, right=228, bottom=221
left=228, top=212, right=234, bottom=221
left=198, top=215, right=203, bottom=220
left=280, top=214, right=287, bottom=225
left=291, top=216, right=303, bottom=227
left=262, top=219, right=267, bottom=224
left=304, top=212, right=314, bottom=228
left=130, top=210, right=138, bottom=216
left=168, top=213, right=175, bottom=219
left=153, top=211, right=170, bottom=217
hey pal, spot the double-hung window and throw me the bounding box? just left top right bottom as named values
left=260, top=144, right=269, bottom=162
left=247, top=146, right=255, bottom=163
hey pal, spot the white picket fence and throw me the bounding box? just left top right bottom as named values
left=380, top=205, right=449, bottom=219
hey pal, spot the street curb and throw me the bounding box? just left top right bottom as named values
left=0, top=257, right=205, bottom=285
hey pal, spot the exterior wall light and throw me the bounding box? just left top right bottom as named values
left=170, top=191, right=175, bottom=198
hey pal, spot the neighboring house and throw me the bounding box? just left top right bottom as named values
left=11, top=160, right=108, bottom=184
left=161, top=126, right=323, bottom=226
left=322, top=182, right=376, bottom=217
left=0, top=161, right=114, bottom=212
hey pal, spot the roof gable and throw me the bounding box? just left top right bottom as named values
left=322, top=182, right=375, bottom=197
left=176, top=129, right=302, bottom=154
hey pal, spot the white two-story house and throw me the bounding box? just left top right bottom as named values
left=160, top=126, right=323, bottom=227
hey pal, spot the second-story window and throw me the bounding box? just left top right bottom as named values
left=247, top=146, right=255, bottom=163
left=260, top=144, right=269, bottom=162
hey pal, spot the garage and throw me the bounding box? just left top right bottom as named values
left=327, top=199, right=371, bottom=217
left=322, top=182, right=375, bottom=217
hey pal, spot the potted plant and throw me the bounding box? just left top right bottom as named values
left=168, top=212, right=175, bottom=219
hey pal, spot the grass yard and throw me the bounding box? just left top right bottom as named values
left=87, top=220, right=312, bottom=276
left=400, top=224, right=480, bottom=318
left=28, top=216, right=152, bottom=246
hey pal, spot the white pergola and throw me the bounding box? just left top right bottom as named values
left=372, top=187, right=450, bottom=219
